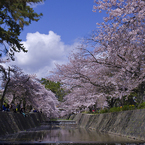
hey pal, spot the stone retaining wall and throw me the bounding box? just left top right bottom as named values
left=72, top=109, right=145, bottom=141
left=0, top=112, right=47, bottom=136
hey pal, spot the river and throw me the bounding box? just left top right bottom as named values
left=0, top=123, right=144, bottom=145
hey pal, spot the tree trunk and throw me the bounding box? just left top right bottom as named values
left=139, top=83, right=144, bottom=104
left=110, top=98, right=116, bottom=108
left=0, top=67, right=11, bottom=110
left=0, top=78, right=10, bottom=110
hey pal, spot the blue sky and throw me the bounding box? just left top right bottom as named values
left=9, top=0, right=106, bottom=78
left=20, top=0, right=105, bottom=44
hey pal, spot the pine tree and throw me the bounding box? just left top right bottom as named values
left=0, top=0, right=44, bottom=60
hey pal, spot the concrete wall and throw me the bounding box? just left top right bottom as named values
left=0, top=112, right=47, bottom=136
left=72, top=109, right=145, bottom=141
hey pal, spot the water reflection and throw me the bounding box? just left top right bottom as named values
left=0, top=125, right=143, bottom=143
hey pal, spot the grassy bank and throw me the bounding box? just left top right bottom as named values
left=83, top=102, right=145, bottom=114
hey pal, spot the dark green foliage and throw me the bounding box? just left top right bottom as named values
left=106, top=96, right=120, bottom=108
left=131, top=82, right=145, bottom=105
left=41, top=78, right=65, bottom=102
left=0, top=0, right=44, bottom=60
left=106, top=93, right=137, bottom=109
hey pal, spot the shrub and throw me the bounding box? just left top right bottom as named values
left=138, top=102, right=145, bottom=109
left=122, top=105, right=129, bottom=111
left=100, top=108, right=109, bottom=113
left=109, top=107, right=121, bottom=112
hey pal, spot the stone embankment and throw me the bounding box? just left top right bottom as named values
left=0, top=112, right=47, bottom=136
left=70, top=109, right=145, bottom=141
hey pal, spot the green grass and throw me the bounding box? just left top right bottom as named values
left=57, top=118, right=73, bottom=121
left=50, top=118, right=57, bottom=121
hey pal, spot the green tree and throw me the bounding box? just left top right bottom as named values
left=0, top=0, right=44, bottom=60
left=41, top=78, right=65, bottom=102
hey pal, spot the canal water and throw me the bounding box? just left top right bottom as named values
left=0, top=123, right=144, bottom=145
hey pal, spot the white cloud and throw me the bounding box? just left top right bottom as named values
left=27, top=1, right=44, bottom=8
left=10, top=31, right=79, bottom=78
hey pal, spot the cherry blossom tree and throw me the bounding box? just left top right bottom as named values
left=92, top=0, right=145, bottom=101
left=48, top=0, right=145, bottom=115
left=49, top=50, right=114, bottom=115
left=2, top=66, right=59, bottom=118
